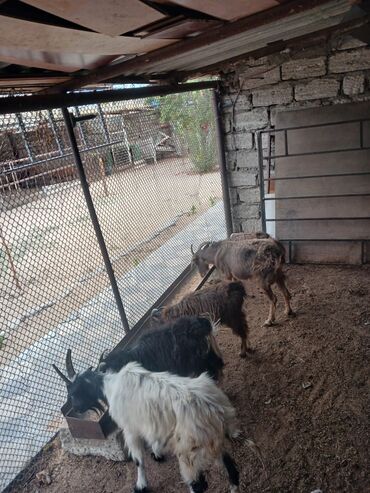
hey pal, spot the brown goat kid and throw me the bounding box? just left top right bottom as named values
left=191, top=235, right=294, bottom=326
left=152, top=280, right=250, bottom=358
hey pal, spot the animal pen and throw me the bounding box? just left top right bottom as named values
left=0, top=82, right=231, bottom=490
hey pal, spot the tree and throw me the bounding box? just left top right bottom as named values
left=149, top=89, right=217, bottom=173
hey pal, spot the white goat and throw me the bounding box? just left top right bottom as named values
left=104, top=362, right=240, bottom=493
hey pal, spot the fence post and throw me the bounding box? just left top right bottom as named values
left=212, top=89, right=233, bottom=237
left=62, top=107, right=130, bottom=332
left=257, top=131, right=267, bottom=233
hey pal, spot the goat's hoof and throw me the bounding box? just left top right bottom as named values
left=263, top=320, right=276, bottom=327
left=151, top=452, right=165, bottom=462
left=239, top=352, right=247, bottom=358
left=133, top=488, right=150, bottom=493
left=286, top=310, right=296, bottom=318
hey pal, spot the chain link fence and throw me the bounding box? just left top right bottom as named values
left=0, top=88, right=227, bottom=489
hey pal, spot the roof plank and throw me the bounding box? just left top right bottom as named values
left=0, top=46, right=114, bottom=72
left=155, top=0, right=278, bottom=21
left=22, top=0, right=166, bottom=36
left=0, top=15, right=175, bottom=55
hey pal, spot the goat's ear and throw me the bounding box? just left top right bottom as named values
left=52, top=364, right=72, bottom=386
left=190, top=244, right=195, bottom=255
left=65, top=349, right=76, bottom=380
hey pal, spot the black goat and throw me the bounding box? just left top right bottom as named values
left=152, top=281, right=251, bottom=358
left=53, top=316, right=224, bottom=414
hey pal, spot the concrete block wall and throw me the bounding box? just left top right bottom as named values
left=220, top=34, right=370, bottom=233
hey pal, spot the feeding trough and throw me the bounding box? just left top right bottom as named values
left=61, top=400, right=116, bottom=440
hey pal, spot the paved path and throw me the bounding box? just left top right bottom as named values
left=0, top=202, right=226, bottom=490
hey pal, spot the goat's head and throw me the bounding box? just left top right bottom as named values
left=52, top=349, right=105, bottom=414
left=190, top=241, right=211, bottom=277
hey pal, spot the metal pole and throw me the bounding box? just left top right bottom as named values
left=212, top=89, right=233, bottom=237
left=16, top=113, right=34, bottom=163
left=257, top=131, right=267, bottom=233
left=75, top=107, right=88, bottom=148
left=0, top=81, right=218, bottom=115
left=97, top=104, right=111, bottom=143
left=48, top=110, right=63, bottom=155
left=62, top=107, right=130, bottom=332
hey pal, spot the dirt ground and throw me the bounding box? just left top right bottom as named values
left=8, top=264, right=370, bottom=493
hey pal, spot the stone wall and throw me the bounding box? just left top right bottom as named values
left=220, top=34, right=370, bottom=233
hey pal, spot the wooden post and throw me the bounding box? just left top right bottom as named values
left=0, top=225, right=22, bottom=291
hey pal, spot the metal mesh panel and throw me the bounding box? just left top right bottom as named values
left=0, top=88, right=226, bottom=489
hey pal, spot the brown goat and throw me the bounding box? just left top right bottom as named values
left=151, top=280, right=250, bottom=358
left=191, top=236, right=294, bottom=326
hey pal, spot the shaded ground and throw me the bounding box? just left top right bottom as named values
left=8, top=264, right=370, bottom=493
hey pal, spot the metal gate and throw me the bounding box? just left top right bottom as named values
left=257, top=105, right=370, bottom=264
left=0, top=83, right=231, bottom=490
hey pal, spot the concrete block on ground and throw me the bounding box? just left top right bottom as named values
left=60, top=421, right=129, bottom=462
left=294, top=78, right=340, bottom=101
left=282, top=56, right=326, bottom=80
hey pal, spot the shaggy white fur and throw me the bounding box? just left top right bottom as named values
left=104, top=362, right=240, bottom=492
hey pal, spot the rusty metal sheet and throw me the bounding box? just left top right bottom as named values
left=0, top=15, right=175, bottom=55
left=155, top=0, right=278, bottom=20
left=23, top=0, right=166, bottom=36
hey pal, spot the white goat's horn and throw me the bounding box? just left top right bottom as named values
left=65, top=349, right=76, bottom=379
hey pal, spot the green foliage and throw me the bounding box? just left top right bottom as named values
left=133, top=258, right=140, bottom=267
left=0, top=333, right=5, bottom=350
left=209, top=196, right=216, bottom=207
left=150, top=90, right=217, bottom=173
left=189, top=204, right=197, bottom=215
